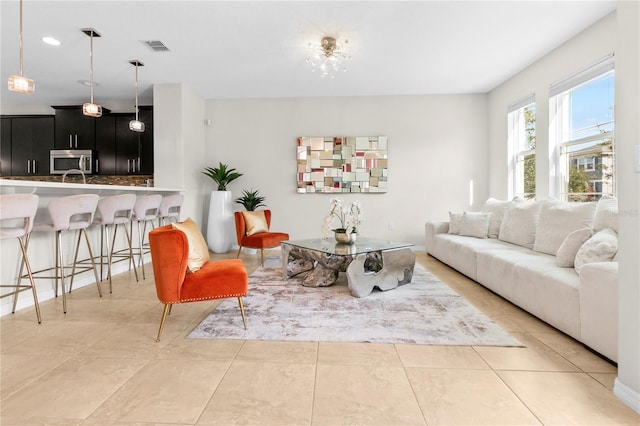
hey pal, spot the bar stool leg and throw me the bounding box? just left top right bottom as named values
left=56, top=230, right=68, bottom=314
left=82, top=228, right=102, bottom=297
left=123, top=224, right=139, bottom=283
left=10, top=237, right=42, bottom=323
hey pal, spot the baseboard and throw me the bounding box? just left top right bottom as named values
left=614, top=378, right=640, bottom=414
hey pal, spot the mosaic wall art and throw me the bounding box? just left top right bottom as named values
left=296, top=136, right=388, bottom=193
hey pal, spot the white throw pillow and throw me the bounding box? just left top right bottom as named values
left=593, top=195, right=618, bottom=232
left=574, top=228, right=618, bottom=274
left=533, top=199, right=596, bottom=256
left=448, top=212, right=463, bottom=235
left=481, top=198, right=511, bottom=239
left=498, top=200, right=542, bottom=249
left=459, top=212, right=491, bottom=239
left=556, top=228, right=593, bottom=268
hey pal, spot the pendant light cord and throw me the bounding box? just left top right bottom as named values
left=18, top=0, right=24, bottom=76
left=134, top=63, right=139, bottom=121
left=89, top=32, right=95, bottom=103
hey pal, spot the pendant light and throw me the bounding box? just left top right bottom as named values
left=7, top=0, right=35, bottom=94
left=129, top=60, right=145, bottom=133
left=81, top=28, right=102, bottom=117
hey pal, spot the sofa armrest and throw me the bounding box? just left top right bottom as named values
left=579, top=261, right=618, bottom=361
left=425, top=221, right=449, bottom=254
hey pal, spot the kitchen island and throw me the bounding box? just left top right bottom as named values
left=0, top=178, right=183, bottom=318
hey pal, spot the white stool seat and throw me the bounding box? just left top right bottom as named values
left=92, top=194, right=138, bottom=292
left=0, top=194, right=41, bottom=323
left=158, top=194, right=184, bottom=226
left=30, top=194, right=102, bottom=313
left=131, top=194, right=162, bottom=280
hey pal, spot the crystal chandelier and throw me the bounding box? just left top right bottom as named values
left=306, top=36, right=351, bottom=78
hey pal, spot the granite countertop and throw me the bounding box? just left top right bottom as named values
left=1, top=174, right=153, bottom=186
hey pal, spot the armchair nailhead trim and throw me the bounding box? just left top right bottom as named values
left=166, top=292, right=247, bottom=304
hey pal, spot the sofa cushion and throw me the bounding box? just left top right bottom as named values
left=460, top=212, right=491, bottom=239
left=481, top=198, right=511, bottom=238
left=498, top=200, right=541, bottom=249
left=593, top=195, right=618, bottom=232
left=533, top=199, right=596, bottom=256
left=448, top=212, right=463, bottom=235
left=556, top=228, right=593, bottom=267
left=574, top=228, right=618, bottom=274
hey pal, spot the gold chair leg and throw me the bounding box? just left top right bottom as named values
left=238, top=297, right=247, bottom=330
left=156, top=303, right=171, bottom=342
left=236, top=245, right=242, bottom=259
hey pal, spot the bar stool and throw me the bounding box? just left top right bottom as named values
left=29, top=194, right=102, bottom=314
left=0, top=194, right=41, bottom=323
left=157, top=193, right=184, bottom=226
left=92, top=194, right=138, bottom=292
left=131, top=194, right=162, bottom=280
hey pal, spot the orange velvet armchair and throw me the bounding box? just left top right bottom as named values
left=148, top=225, right=248, bottom=342
left=234, top=210, right=289, bottom=267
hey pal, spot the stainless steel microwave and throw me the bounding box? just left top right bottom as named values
left=50, top=149, right=93, bottom=175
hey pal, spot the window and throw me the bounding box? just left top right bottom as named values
left=508, top=96, right=536, bottom=199
left=550, top=54, right=615, bottom=201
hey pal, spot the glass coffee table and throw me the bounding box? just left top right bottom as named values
left=281, top=237, right=415, bottom=297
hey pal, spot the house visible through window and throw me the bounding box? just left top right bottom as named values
left=550, top=54, right=615, bottom=201
left=508, top=96, right=536, bottom=199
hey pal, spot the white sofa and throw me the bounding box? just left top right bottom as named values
left=425, top=196, right=619, bottom=362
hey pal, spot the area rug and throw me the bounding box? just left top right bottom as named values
left=188, top=257, right=522, bottom=346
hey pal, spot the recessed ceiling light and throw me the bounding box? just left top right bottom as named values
left=78, top=79, right=98, bottom=87
left=42, top=36, right=61, bottom=46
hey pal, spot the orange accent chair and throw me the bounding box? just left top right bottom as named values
left=148, top=225, right=248, bottom=342
left=234, top=210, right=289, bottom=267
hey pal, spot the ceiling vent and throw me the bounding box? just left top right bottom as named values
left=144, top=40, right=170, bottom=52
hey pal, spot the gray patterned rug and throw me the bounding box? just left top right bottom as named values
left=188, top=257, right=521, bottom=346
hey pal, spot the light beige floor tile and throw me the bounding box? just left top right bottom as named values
left=1, top=320, right=114, bottom=357
left=530, top=331, right=617, bottom=373
left=498, top=370, right=640, bottom=425
left=312, top=364, right=426, bottom=425
left=0, top=353, right=70, bottom=399
left=0, top=417, right=82, bottom=425
left=89, top=359, right=229, bottom=424
left=589, top=372, right=617, bottom=390
left=157, top=337, right=244, bottom=360
left=236, top=340, right=318, bottom=364
left=474, top=332, right=581, bottom=372
left=198, top=360, right=315, bottom=425
left=490, top=311, right=560, bottom=334
left=406, top=368, right=541, bottom=425
left=395, top=344, right=489, bottom=369
left=82, top=419, right=191, bottom=425
left=318, top=342, right=402, bottom=366
left=1, top=356, right=147, bottom=419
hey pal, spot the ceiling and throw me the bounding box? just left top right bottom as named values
left=1, top=1, right=617, bottom=109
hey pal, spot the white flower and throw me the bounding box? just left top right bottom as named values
left=321, top=197, right=364, bottom=238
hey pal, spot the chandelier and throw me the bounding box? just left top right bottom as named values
left=306, top=36, right=351, bottom=78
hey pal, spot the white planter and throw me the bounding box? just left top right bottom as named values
left=207, top=190, right=234, bottom=253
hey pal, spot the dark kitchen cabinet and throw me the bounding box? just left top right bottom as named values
left=53, top=106, right=96, bottom=149
left=115, top=115, right=142, bottom=174
left=9, top=116, right=54, bottom=176
left=94, top=115, right=116, bottom=175
left=1, top=118, right=12, bottom=176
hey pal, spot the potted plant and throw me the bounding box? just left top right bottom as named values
left=235, top=189, right=266, bottom=211
left=202, top=162, right=243, bottom=190
left=203, top=162, right=243, bottom=253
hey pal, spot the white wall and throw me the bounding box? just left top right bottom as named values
left=204, top=94, right=489, bottom=247
left=153, top=83, right=207, bottom=227
left=614, top=0, right=640, bottom=413
left=488, top=8, right=640, bottom=412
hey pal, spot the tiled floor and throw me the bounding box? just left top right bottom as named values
left=1, top=251, right=638, bottom=425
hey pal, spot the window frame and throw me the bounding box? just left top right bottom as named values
left=507, top=95, right=536, bottom=200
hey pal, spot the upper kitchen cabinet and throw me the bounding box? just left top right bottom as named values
left=8, top=116, right=55, bottom=176
left=53, top=106, right=98, bottom=149
left=1, top=118, right=12, bottom=176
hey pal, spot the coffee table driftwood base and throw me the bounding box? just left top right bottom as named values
left=281, top=238, right=416, bottom=298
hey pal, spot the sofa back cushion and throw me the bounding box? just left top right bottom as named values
left=593, top=195, right=618, bottom=233
left=498, top=200, right=541, bottom=249
left=533, top=199, right=596, bottom=256
left=556, top=228, right=593, bottom=267
left=481, top=198, right=511, bottom=238
left=459, top=212, right=491, bottom=239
